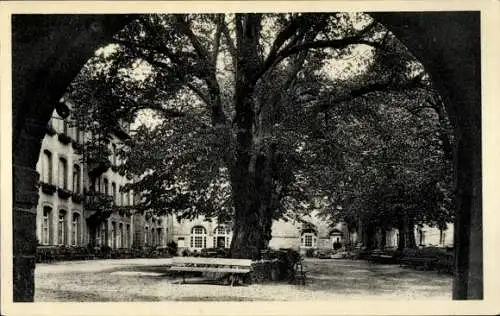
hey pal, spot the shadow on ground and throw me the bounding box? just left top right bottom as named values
left=35, top=258, right=452, bottom=301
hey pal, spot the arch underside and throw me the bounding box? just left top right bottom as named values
left=11, top=12, right=482, bottom=300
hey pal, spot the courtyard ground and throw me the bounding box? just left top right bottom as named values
left=35, top=257, right=452, bottom=302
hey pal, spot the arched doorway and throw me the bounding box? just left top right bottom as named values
left=10, top=12, right=483, bottom=301
left=329, top=229, right=344, bottom=250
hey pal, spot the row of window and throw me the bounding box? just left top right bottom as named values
left=41, top=207, right=135, bottom=248
left=51, top=117, right=124, bottom=166
left=179, top=226, right=332, bottom=250
left=50, top=117, right=83, bottom=144
left=41, top=150, right=81, bottom=192
left=42, top=149, right=134, bottom=206
left=187, top=225, right=231, bottom=249
left=144, top=226, right=165, bottom=247
left=94, top=176, right=134, bottom=206
left=95, top=220, right=132, bottom=249
left=40, top=207, right=81, bottom=246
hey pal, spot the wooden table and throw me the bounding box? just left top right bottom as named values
left=168, top=257, right=253, bottom=286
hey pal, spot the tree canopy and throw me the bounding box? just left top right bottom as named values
left=67, top=13, right=454, bottom=258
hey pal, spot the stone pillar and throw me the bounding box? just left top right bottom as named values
left=66, top=210, right=72, bottom=246
left=162, top=227, right=166, bottom=247
left=13, top=165, right=40, bottom=302
left=35, top=202, right=41, bottom=245
left=107, top=220, right=113, bottom=248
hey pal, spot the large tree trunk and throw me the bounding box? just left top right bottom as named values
left=229, top=14, right=277, bottom=259
left=396, top=215, right=416, bottom=250
left=229, top=153, right=275, bottom=259
left=380, top=229, right=387, bottom=250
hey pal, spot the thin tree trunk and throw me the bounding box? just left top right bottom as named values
left=363, top=222, right=376, bottom=250
left=405, top=216, right=417, bottom=248
left=380, top=229, right=387, bottom=250
left=397, top=218, right=405, bottom=250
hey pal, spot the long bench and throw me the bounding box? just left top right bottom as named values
left=399, top=256, right=439, bottom=270
left=368, top=250, right=398, bottom=264
left=168, top=257, right=253, bottom=286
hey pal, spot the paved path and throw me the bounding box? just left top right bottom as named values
left=35, top=257, right=452, bottom=301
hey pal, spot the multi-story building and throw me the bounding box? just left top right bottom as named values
left=36, top=110, right=87, bottom=247
left=35, top=107, right=169, bottom=250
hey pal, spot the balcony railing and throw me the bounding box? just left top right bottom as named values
left=57, top=133, right=72, bottom=145
left=71, top=141, right=83, bottom=152
left=84, top=191, right=115, bottom=222
left=40, top=182, right=57, bottom=195
left=57, top=187, right=72, bottom=199
left=87, top=158, right=111, bottom=178
left=71, top=192, right=84, bottom=204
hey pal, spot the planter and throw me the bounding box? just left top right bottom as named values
left=40, top=182, right=57, bottom=195
left=58, top=133, right=72, bottom=145
left=46, top=125, right=57, bottom=136
left=114, top=127, right=130, bottom=140
left=71, top=142, right=83, bottom=151
left=57, top=188, right=72, bottom=199
left=88, top=159, right=111, bottom=177
left=71, top=192, right=84, bottom=204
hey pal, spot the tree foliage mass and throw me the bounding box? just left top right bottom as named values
left=68, top=13, right=454, bottom=258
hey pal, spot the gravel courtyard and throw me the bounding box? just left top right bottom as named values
left=35, top=258, right=452, bottom=302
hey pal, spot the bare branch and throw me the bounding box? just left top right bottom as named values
left=264, top=14, right=314, bottom=68
left=174, top=15, right=211, bottom=63
left=154, top=107, right=187, bottom=118
left=173, top=15, right=226, bottom=126
left=220, top=17, right=237, bottom=72
left=126, top=49, right=213, bottom=109
left=407, top=105, right=438, bottom=115
left=220, top=18, right=237, bottom=57
left=275, top=38, right=380, bottom=67
left=113, top=38, right=197, bottom=63
left=257, top=19, right=380, bottom=84
left=212, top=14, right=224, bottom=67
left=315, top=73, right=427, bottom=113
left=186, top=82, right=212, bottom=106
left=121, top=95, right=188, bottom=120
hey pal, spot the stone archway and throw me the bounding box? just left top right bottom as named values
left=11, top=12, right=482, bottom=301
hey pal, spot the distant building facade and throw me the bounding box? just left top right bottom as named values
left=379, top=224, right=454, bottom=249
left=168, top=211, right=354, bottom=255
left=168, top=210, right=453, bottom=255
